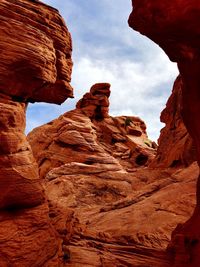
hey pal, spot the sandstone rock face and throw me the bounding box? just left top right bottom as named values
left=28, top=83, right=156, bottom=179
left=151, top=76, right=196, bottom=168
left=28, top=83, right=198, bottom=266
left=76, top=83, right=110, bottom=119
left=129, top=1, right=200, bottom=266
left=0, top=204, right=60, bottom=267
left=0, top=0, right=198, bottom=266
left=0, top=0, right=73, bottom=266
left=0, top=0, right=73, bottom=104
left=0, top=94, right=44, bottom=209
left=43, top=151, right=198, bottom=266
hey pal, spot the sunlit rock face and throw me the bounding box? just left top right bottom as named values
left=129, top=1, right=200, bottom=266
left=28, top=83, right=199, bottom=267
left=0, top=94, right=44, bottom=209
left=28, top=83, right=156, bottom=179
left=76, top=83, right=111, bottom=120
left=0, top=0, right=74, bottom=265
left=0, top=0, right=73, bottom=104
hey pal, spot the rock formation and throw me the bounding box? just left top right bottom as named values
left=129, top=1, right=200, bottom=266
left=0, top=0, right=73, bottom=104
left=76, top=83, right=110, bottom=119
left=44, top=161, right=198, bottom=266
left=151, top=76, right=196, bottom=168
left=0, top=0, right=198, bottom=266
left=0, top=0, right=73, bottom=265
left=28, top=83, right=198, bottom=266
left=28, top=83, right=156, bottom=179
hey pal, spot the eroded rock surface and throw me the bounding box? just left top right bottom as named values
left=0, top=0, right=73, bottom=104
left=44, top=162, right=198, bottom=266
left=28, top=83, right=198, bottom=266
left=129, top=1, right=200, bottom=266
left=28, top=83, right=156, bottom=179
left=0, top=94, right=44, bottom=209
left=0, top=0, right=198, bottom=266
left=151, top=76, right=196, bottom=168
left=0, top=0, right=73, bottom=266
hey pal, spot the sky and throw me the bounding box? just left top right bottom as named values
left=26, top=0, right=179, bottom=141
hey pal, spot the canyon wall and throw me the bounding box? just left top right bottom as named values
left=0, top=0, right=73, bottom=265
left=0, top=0, right=198, bottom=266
left=129, top=1, right=200, bottom=266
left=151, top=76, right=196, bottom=168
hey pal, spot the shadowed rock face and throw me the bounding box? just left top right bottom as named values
left=0, top=0, right=73, bottom=104
left=129, top=1, right=200, bottom=266
left=151, top=76, right=196, bottom=168
left=128, top=0, right=200, bottom=62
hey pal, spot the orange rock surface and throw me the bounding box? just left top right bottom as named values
left=0, top=0, right=198, bottom=266
left=44, top=162, right=198, bottom=266
left=0, top=0, right=73, bottom=104
left=129, top=0, right=200, bottom=266
left=28, top=83, right=156, bottom=178
left=0, top=0, right=73, bottom=266
left=28, top=83, right=197, bottom=266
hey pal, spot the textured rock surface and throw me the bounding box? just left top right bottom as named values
left=28, top=83, right=198, bottom=266
left=151, top=76, right=196, bottom=168
left=0, top=204, right=60, bottom=267
left=0, top=0, right=73, bottom=104
left=44, top=156, right=198, bottom=266
left=28, top=83, right=156, bottom=179
left=76, top=83, right=110, bottom=119
left=0, top=0, right=73, bottom=266
left=128, top=0, right=200, bottom=63
left=0, top=94, right=44, bottom=209
left=129, top=1, right=200, bottom=266
left=0, top=0, right=198, bottom=266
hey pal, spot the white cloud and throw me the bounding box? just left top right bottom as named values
left=27, top=0, right=179, bottom=142
left=70, top=55, right=178, bottom=141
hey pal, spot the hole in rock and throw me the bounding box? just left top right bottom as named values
left=170, top=159, right=181, bottom=168
left=94, top=105, right=104, bottom=121
left=135, top=154, right=148, bottom=166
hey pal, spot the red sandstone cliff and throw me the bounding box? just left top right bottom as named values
left=0, top=0, right=73, bottom=104
left=129, top=1, right=200, bottom=266
left=0, top=0, right=73, bottom=265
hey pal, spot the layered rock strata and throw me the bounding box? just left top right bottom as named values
left=129, top=1, right=200, bottom=266
left=28, top=83, right=156, bottom=179
left=0, top=0, right=73, bottom=104
left=0, top=0, right=73, bottom=265
left=0, top=94, right=44, bottom=209
left=28, top=83, right=198, bottom=266
left=0, top=0, right=198, bottom=266
left=44, top=162, right=198, bottom=266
